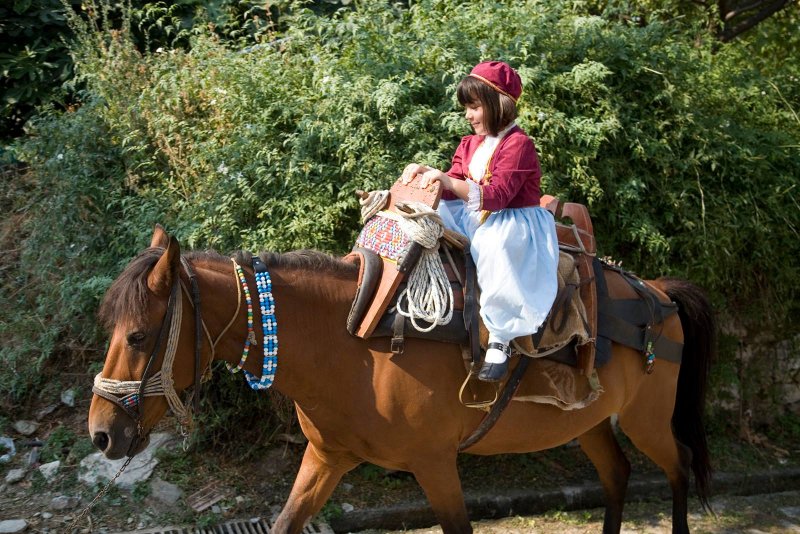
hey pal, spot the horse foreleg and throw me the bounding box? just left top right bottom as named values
left=411, top=454, right=472, bottom=534
left=577, top=418, right=631, bottom=534
left=272, top=442, right=360, bottom=534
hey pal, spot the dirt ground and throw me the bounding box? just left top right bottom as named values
left=369, top=490, right=800, bottom=533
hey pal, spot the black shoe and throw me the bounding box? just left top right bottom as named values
left=478, top=359, right=509, bottom=382
left=478, top=342, right=511, bottom=382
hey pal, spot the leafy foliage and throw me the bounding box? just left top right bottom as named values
left=0, top=0, right=285, bottom=140
left=1, top=0, right=798, bottom=436
left=0, top=0, right=80, bottom=137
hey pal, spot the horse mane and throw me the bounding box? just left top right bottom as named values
left=99, top=247, right=358, bottom=330
left=98, top=247, right=163, bottom=331
left=228, top=249, right=358, bottom=279
left=262, top=250, right=358, bottom=278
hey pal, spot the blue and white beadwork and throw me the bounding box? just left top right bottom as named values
left=243, top=268, right=278, bottom=390
left=228, top=258, right=278, bottom=391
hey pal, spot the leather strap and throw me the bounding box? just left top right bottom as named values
left=391, top=309, right=405, bottom=355
left=487, top=342, right=511, bottom=355
left=458, top=356, right=531, bottom=451
left=462, top=248, right=481, bottom=368
left=181, top=257, right=203, bottom=415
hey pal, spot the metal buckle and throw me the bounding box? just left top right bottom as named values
left=390, top=336, right=404, bottom=355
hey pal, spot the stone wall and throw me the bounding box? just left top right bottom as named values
left=709, top=330, right=800, bottom=432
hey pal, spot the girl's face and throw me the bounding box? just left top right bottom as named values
left=464, top=102, right=487, bottom=136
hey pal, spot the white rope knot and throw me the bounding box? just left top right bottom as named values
left=394, top=201, right=454, bottom=333
left=360, top=190, right=389, bottom=223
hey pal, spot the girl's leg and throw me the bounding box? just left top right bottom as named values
left=472, top=207, right=559, bottom=381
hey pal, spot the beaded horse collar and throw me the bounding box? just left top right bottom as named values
left=228, top=255, right=279, bottom=390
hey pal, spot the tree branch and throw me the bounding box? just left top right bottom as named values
left=719, top=0, right=794, bottom=42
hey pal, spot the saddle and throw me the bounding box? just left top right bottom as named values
left=349, top=176, right=443, bottom=339
left=539, top=194, right=598, bottom=377
left=346, top=178, right=599, bottom=377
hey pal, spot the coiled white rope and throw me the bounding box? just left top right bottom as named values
left=394, top=201, right=454, bottom=332
left=359, top=189, right=389, bottom=223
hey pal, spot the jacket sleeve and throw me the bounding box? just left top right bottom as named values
left=478, top=134, right=541, bottom=211
left=442, top=136, right=471, bottom=201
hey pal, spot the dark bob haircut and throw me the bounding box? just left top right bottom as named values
left=456, top=76, right=518, bottom=136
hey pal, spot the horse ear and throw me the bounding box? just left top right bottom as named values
left=147, top=236, right=181, bottom=297
left=150, top=224, right=170, bottom=249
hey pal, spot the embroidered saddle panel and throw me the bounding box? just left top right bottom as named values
left=355, top=214, right=410, bottom=263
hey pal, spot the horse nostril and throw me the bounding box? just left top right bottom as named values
left=92, top=431, right=109, bottom=452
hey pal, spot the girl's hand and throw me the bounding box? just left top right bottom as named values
left=401, top=163, right=430, bottom=184
left=420, top=169, right=451, bottom=190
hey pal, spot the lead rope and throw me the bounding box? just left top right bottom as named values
left=159, top=285, right=192, bottom=430
left=394, top=201, right=454, bottom=332
left=67, top=456, right=132, bottom=532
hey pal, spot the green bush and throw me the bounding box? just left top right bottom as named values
left=2, top=0, right=798, bottom=433
left=0, top=1, right=80, bottom=138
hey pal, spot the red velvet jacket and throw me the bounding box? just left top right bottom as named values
left=443, top=126, right=541, bottom=211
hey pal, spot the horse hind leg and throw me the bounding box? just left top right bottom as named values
left=618, top=384, right=693, bottom=534
left=272, top=442, right=360, bottom=534
left=577, top=417, right=631, bottom=534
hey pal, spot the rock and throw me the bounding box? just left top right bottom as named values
left=0, top=519, right=27, bottom=533
left=782, top=507, right=800, bottom=519
left=50, top=495, right=79, bottom=510
left=12, top=421, right=39, bottom=436
left=341, top=502, right=355, bottom=513
left=26, top=447, right=39, bottom=467
left=38, top=460, right=60, bottom=482
left=60, top=389, right=76, bottom=408
left=78, top=433, right=173, bottom=489
left=340, top=482, right=354, bottom=493
left=0, top=437, right=15, bottom=463
left=4, top=469, right=25, bottom=484
left=40, top=512, right=52, bottom=520
left=149, top=477, right=182, bottom=505
left=36, top=404, right=58, bottom=420
left=277, top=433, right=306, bottom=445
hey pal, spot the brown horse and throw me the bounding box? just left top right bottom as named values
left=88, top=225, right=714, bottom=534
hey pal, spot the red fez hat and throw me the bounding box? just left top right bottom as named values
left=469, top=61, right=522, bottom=102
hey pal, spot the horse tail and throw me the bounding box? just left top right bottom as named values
left=657, top=277, right=715, bottom=511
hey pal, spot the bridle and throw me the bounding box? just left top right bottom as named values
left=92, top=256, right=214, bottom=457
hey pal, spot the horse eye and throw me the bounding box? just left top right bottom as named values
left=126, top=331, right=147, bottom=347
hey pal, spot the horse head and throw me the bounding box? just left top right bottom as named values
left=89, top=225, right=201, bottom=459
